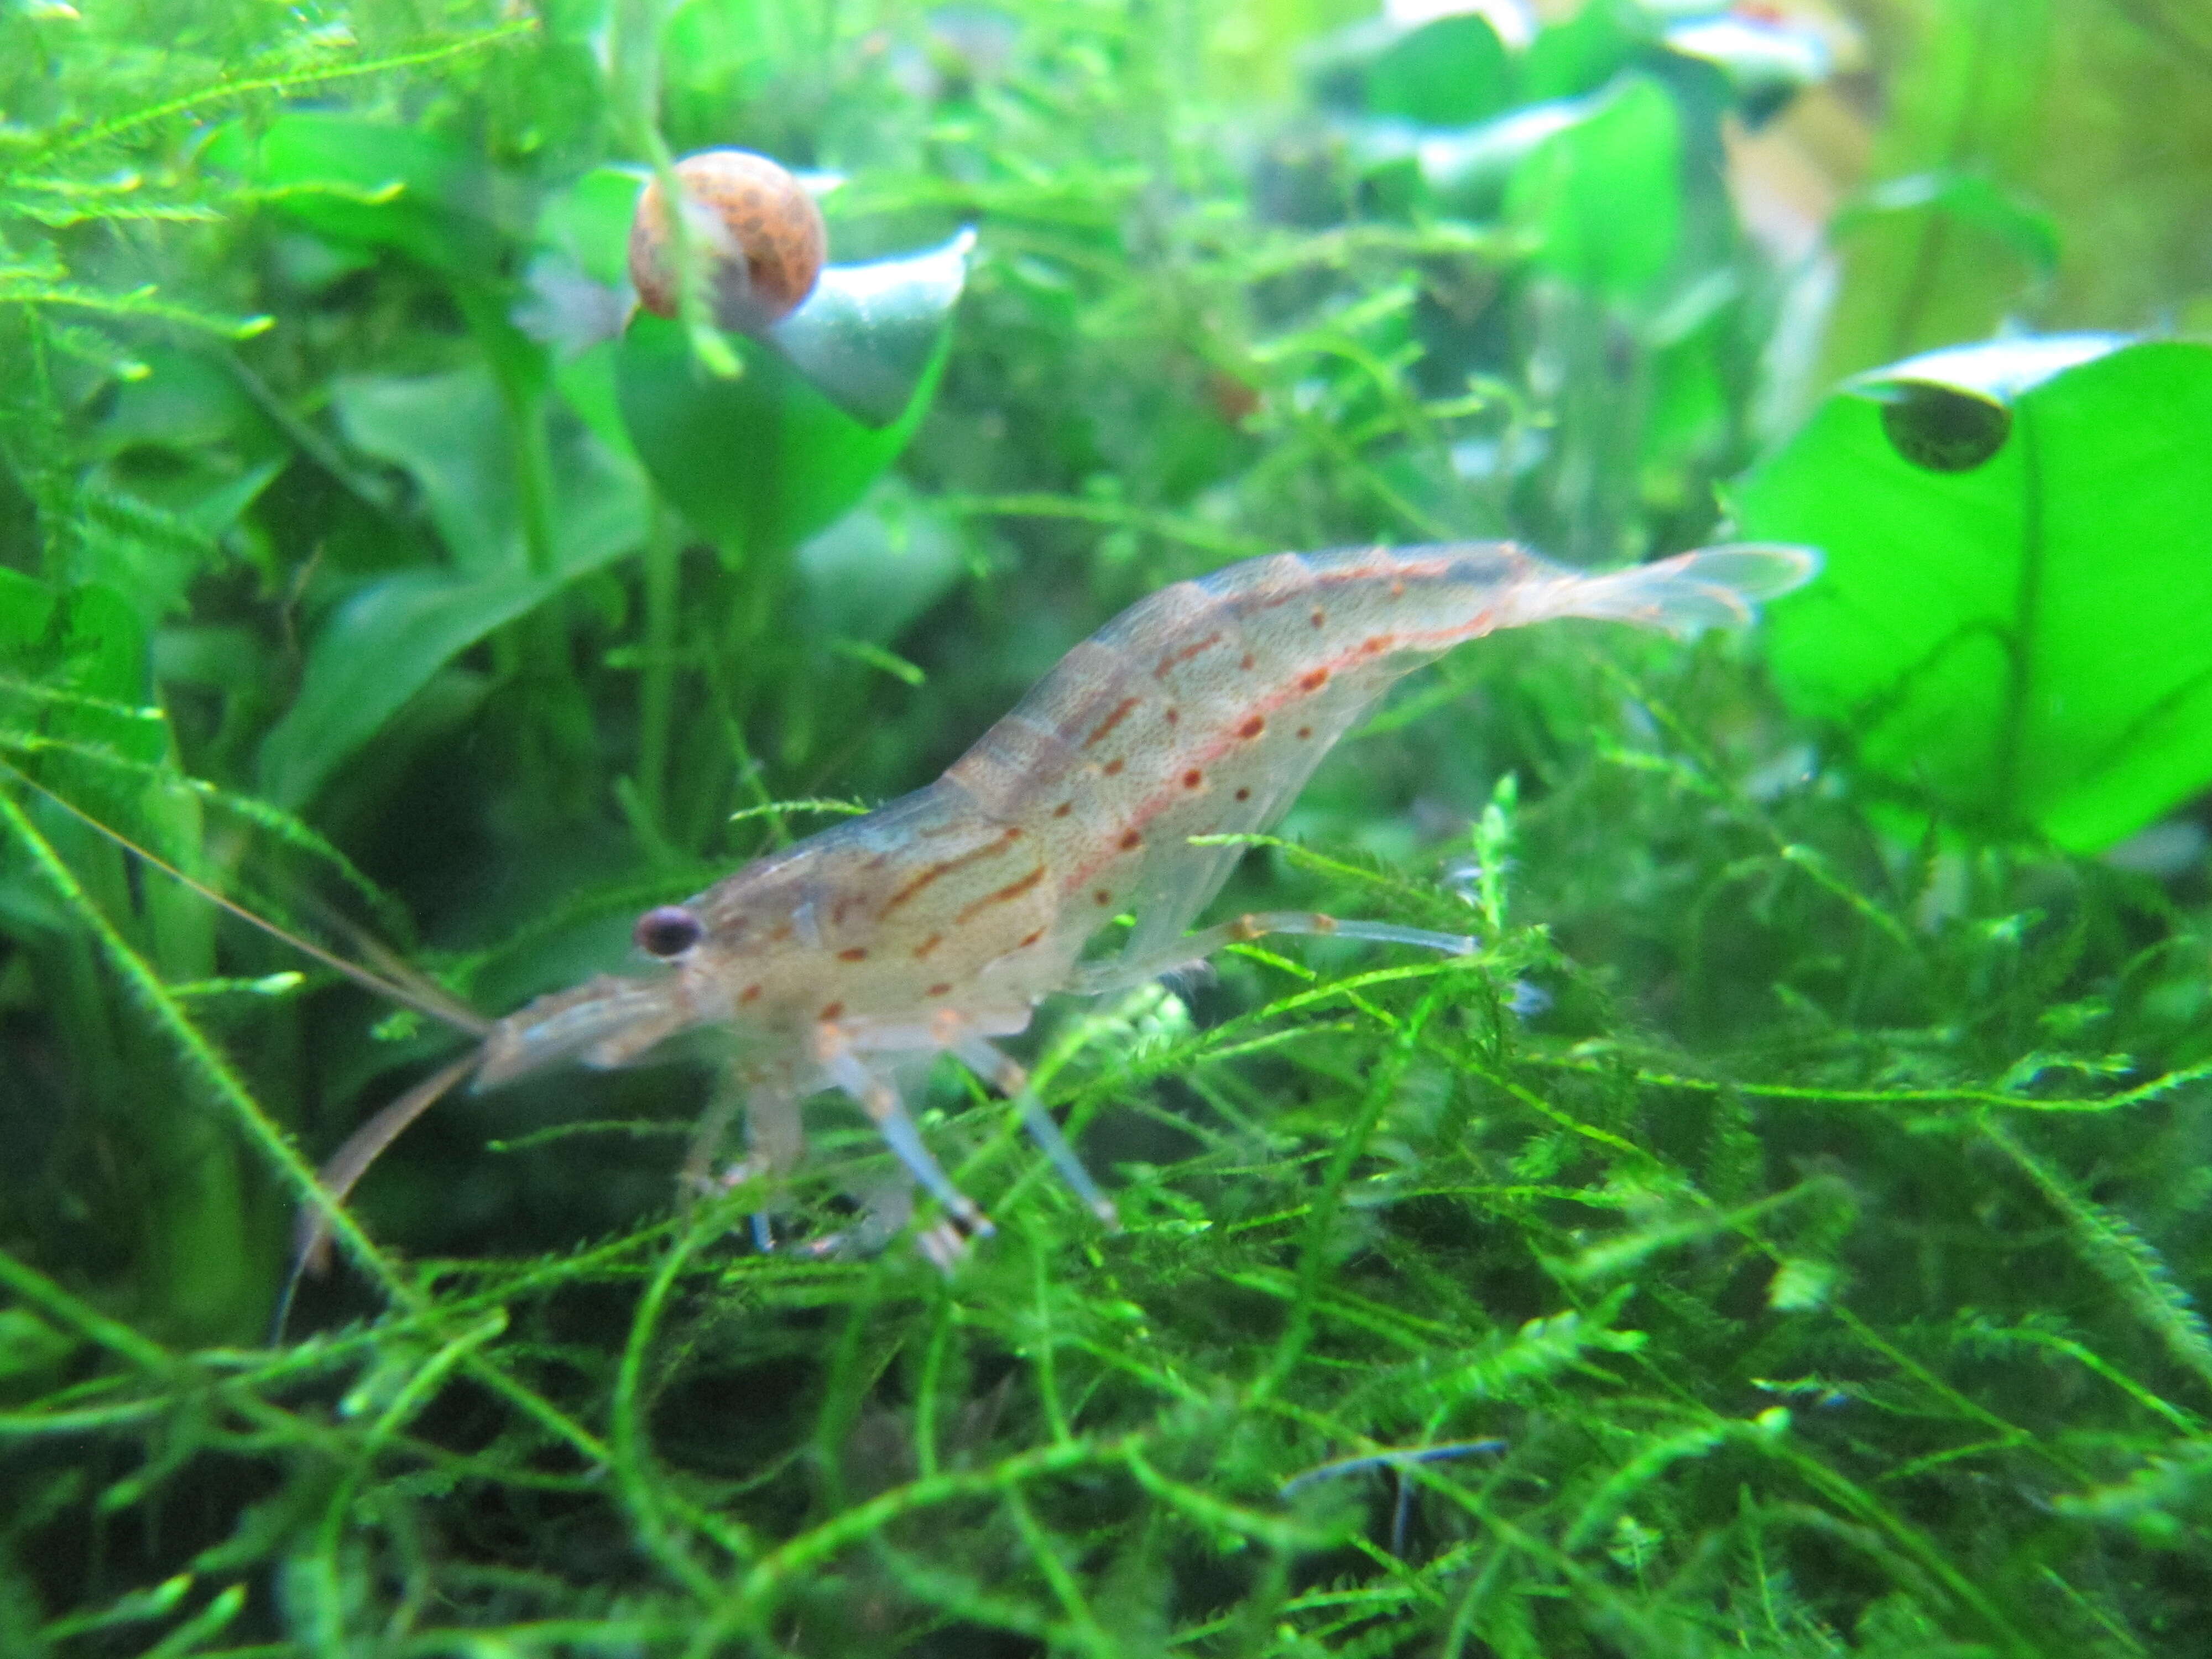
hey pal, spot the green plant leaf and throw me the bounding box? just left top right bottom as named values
left=1504, top=75, right=1681, bottom=304
left=258, top=366, right=647, bottom=806
left=1661, top=14, right=1829, bottom=118
left=0, top=581, right=171, bottom=850
left=1731, top=336, right=2212, bottom=852
left=1412, top=101, right=1590, bottom=216
left=614, top=229, right=969, bottom=556
left=204, top=112, right=503, bottom=275
left=258, top=569, right=543, bottom=808
left=96, top=348, right=274, bottom=457
left=74, top=465, right=279, bottom=626
left=767, top=229, right=973, bottom=427
left=1364, top=13, right=1511, bottom=127
left=535, top=164, right=647, bottom=291
left=797, top=476, right=966, bottom=646
left=0, top=569, right=56, bottom=654
left=1306, top=12, right=1511, bottom=126
left=1832, top=171, right=2061, bottom=280
left=1521, top=1, right=1640, bottom=102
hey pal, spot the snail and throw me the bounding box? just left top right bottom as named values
left=628, top=149, right=827, bottom=335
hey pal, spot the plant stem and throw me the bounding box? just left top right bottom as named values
left=1996, top=398, right=2043, bottom=832
left=635, top=502, right=682, bottom=837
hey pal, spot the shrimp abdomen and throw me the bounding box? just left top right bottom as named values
left=947, top=541, right=1815, bottom=957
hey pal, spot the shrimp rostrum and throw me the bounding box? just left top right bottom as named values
left=301, top=539, right=1815, bottom=1269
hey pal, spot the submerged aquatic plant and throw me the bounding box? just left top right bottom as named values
left=3, top=1, right=2211, bottom=1654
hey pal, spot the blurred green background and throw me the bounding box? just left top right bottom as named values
left=4, top=1, right=2212, bottom=1653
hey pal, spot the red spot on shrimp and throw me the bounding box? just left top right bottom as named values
left=882, top=826, right=1022, bottom=914
left=1103, top=758, right=1124, bottom=776
left=1360, top=633, right=1395, bottom=655
left=1084, top=697, right=1140, bottom=748
left=1119, top=830, right=1142, bottom=850
left=838, top=947, right=868, bottom=962
left=927, top=981, right=952, bottom=998
left=1310, top=608, right=1326, bottom=628
left=1234, top=786, right=1251, bottom=801
left=1238, top=715, right=1265, bottom=739
left=1183, top=769, right=1204, bottom=789
left=1018, top=928, right=1044, bottom=949
left=1296, top=726, right=1313, bottom=739
left=820, top=1002, right=844, bottom=1022
left=1298, top=667, right=1329, bottom=692
left=1163, top=707, right=1179, bottom=726
left=1155, top=630, right=1223, bottom=679
left=1052, top=800, right=1072, bottom=817
left=954, top=864, right=1047, bottom=924
left=1094, top=889, right=1113, bottom=905
left=914, top=933, right=943, bottom=959
left=1239, top=652, right=1256, bottom=670
left=739, top=983, right=762, bottom=1004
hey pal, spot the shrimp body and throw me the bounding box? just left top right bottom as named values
left=318, top=540, right=1815, bottom=1259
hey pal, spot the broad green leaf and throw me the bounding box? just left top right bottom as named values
left=798, top=477, right=965, bottom=647
left=1, top=583, right=179, bottom=892
left=0, top=576, right=154, bottom=765
left=1307, top=11, right=1512, bottom=127
left=614, top=230, right=969, bottom=557
left=1521, top=1, right=1639, bottom=102
left=1661, top=15, right=1829, bottom=118
left=536, top=164, right=648, bottom=290
left=1413, top=101, right=1589, bottom=216
left=54, top=581, right=148, bottom=715
left=259, top=567, right=554, bottom=808
left=204, top=112, right=502, bottom=275
left=97, top=348, right=274, bottom=456
left=335, top=363, right=647, bottom=578
left=0, top=567, right=56, bottom=654
left=259, top=367, right=648, bottom=806
left=74, top=464, right=281, bottom=625
left=766, top=228, right=973, bottom=427
left=1504, top=76, right=1681, bottom=304
left=1365, top=13, right=1511, bottom=126
left=1831, top=171, right=2061, bottom=280
left=1731, top=336, right=2212, bottom=852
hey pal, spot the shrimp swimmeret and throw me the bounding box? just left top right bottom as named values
left=302, top=538, right=1817, bottom=1271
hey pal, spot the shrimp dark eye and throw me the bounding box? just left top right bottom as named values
left=634, top=905, right=703, bottom=958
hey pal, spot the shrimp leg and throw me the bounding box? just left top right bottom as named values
left=945, top=1031, right=1119, bottom=1224
left=1072, top=910, right=1475, bottom=997
left=686, top=1065, right=808, bottom=1251
left=816, top=1031, right=995, bottom=1239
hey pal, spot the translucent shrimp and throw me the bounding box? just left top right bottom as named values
left=298, top=539, right=1816, bottom=1271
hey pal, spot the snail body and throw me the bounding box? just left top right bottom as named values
left=628, top=149, right=826, bottom=333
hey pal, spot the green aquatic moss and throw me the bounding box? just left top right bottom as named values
left=3, top=1, right=2211, bottom=1654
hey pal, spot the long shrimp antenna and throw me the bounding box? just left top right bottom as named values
left=1, top=759, right=490, bottom=1038
left=272, top=1050, right=479, bottom=1340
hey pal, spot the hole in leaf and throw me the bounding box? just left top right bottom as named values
left=1879, top=382, right=2011, bottom=472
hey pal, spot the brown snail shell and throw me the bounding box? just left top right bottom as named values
left=628, top=149, right=827, bottom=334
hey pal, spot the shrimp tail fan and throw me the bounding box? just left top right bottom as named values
left=1559, top=542, right=1820, bottom=636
